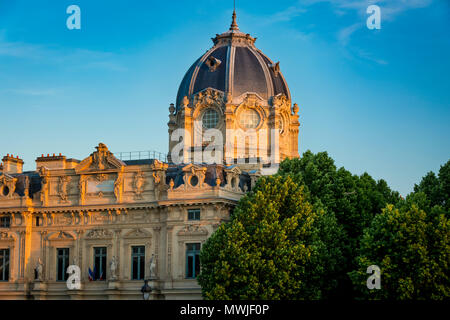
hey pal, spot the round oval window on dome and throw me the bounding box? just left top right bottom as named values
left=202, top=109, right=219, bottom=129
left=239, top=109, right=261, bottom=129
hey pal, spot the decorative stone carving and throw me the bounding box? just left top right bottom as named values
left=176, top=164, right=207, bottom=190
left=114, top=172, right=124, bottom=203
left=58, top=176, right=71, bottom=202
left=182, top=96, right=189, bottom=108
left=224, top=166, right=242, bottom=192
left=75, top=143, right=125, bottom=173
left=242, top=93, right=261, bottom=108
left=0, top=232, right=13, bottom=240
left=153, top=171, right=166, bottom=200
left=78, top=175, right=87, bottom=205
left=24, top=176, right=30, bottom=198
left=271, top=93, right=291, bottom=111
left=85, top=228, right=113, bottom=239
left=205, top=56, right=221, bottom=72
left=39, top=168, right=49, bottom=205
left=35, top=258, right=44, bottom=281
left=133, top=171, right=146, bottom=199
left=150, top=160, right=168, bottom=200
left=269, top=61, right=280, bottom=77
left=46, top=231, right=74, bottom=241
left=110, top=256, right=118, bottom=280
left=0, top=173, right=17, bottom=198
left=149, top=254, right=157, bottom=279
left=96, top=173, right=109, bottom=182
left=124, top=228, right=151, bottom=239
left=193, top=88, right=224, bottom=111
left=177, top=225, right=208, bottom=236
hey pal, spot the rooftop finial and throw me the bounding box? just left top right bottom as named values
left=230, top=1, right=239, bottom=31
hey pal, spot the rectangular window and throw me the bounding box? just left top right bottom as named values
left=131, top=246, right=145, bottom=280
left=57, top=248, right=70, bottom=281
left=0, top=216, right=10, bottom=228
left=35, top=217, right=41, bottom=227
left=94, top=247, right=107, bottom=281
left=186, top=243, right=201, bottom=279
left=187, top=209, right=201, bottom=221
left=0, top=249, right=10, bottom=281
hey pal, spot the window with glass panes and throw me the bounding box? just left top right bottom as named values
left=187, top=209, right=200, bottom=221
left=239, top=109, right=260, bottom=129
left=202, top=109, right=219, bottom=129
left=57, top=248, right=70, bottom=281
left=0, top=249, right=10, bottom=281
left=0, top=216, right=10, bottom=228
left=131, top=246, right=145, bottom=280
left=94, top=247, right=107, bottom=280
left=186, top=243, right=201, bottom=279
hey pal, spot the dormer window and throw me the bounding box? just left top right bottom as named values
left=205, top=56, right=221, bottom=72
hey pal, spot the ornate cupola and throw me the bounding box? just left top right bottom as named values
left=168, top=10, right=300, bottom=169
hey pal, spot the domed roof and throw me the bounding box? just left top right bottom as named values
left=176, top=11, right=290, bottom=110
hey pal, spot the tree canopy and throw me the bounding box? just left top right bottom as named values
left=197, top=175, right=345, bottom=299
left=349, top=195, right=449, bottom=299
left=198, top=151, right=449, bottom=300
left=278, top=151, right=400, bottom=297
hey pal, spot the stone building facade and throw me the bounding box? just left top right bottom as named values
left=0, top=11, right=300, bottom=300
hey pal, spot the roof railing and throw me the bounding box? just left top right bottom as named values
left=114, top=150, right=168, bottom=162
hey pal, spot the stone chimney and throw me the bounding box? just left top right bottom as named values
left=2, top=154, right=24, bottom=174
left=35, top=153, right=79, bottom=170
left=36, top=153, right=66, bottom=170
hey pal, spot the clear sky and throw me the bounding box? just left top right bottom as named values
left=0, top=0, right=449, bottom=196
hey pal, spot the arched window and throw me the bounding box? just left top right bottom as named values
left=239, top=109, right=260, bottom=129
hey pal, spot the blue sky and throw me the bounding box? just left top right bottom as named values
left=0, top=0, right=449, bottom=196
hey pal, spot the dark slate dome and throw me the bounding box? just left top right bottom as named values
left=176, top=11, right=291, bottom=110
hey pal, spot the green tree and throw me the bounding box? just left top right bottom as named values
left=414, top=160, right=450, bottom=212
left=278, top=151, right=400, bottom=296
left=197, top=175, right=345, bottom=300
left=349, top=196, right=449, bottom=299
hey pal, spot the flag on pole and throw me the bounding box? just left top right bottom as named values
left=88, top=267, right=94, bottom=281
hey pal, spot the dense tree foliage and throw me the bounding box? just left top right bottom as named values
left=349, top=195, right=449, bottom=299
left=197, top=175, right=345, bottom=299
left=278, top=151, right=400, bottom=296
left=198, top=151, right=449, bottom=300
left=350, top=161, right=450, bottom=299
left=278, top=151, right=400, bottom=246
left=413, top=160, right=450, bottom=212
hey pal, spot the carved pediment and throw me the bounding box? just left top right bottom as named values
left=0, top=173, right=15, bottom=184
left=174, top=164, right=207, bottom=190
left=193, top=88, right=224, bottom=110
left=181, top=163, right=207, bottom=175
left=75, top=143, right=125, bottom=173
left=241, top=93, right=264, bottom=108
left=224, top=165, right=242, bottom=175
left=85, top=228, right=113, bottom=239
left=177, top=225, right=208, bottom=237
left=123, top=228, right=152, bottom=239
left=46, top=231, right=75, bottom=241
